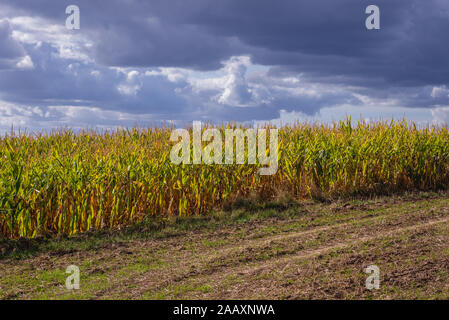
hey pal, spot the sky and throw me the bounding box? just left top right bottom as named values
left=0, top=0, right=448, bottom=131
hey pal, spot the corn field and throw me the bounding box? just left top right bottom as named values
left=1, top=118, right=449, bottom=239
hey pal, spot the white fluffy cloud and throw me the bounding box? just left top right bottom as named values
left=431, top=106, right=449, bottom=125
left=7, top=15, right=93, bottom=63
left=16, top=55, right=33, bottom=69
left=117, top=70, right=142, bottom=96
left=217, top=56, right=253, bottom=106
left=0, top=20, right=27, bottom=69
left=0, top=1, right=449, bottom=130
left=0, top=100, right=164, bottom=134
left=431, top=86, right=449, bottom=99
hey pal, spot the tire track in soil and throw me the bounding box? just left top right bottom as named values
left=135, top=215, right=449, bottom=299
left=94, top=211, right=391, bottom=298
left=99, top=203, right=449, bottom=299
left=2, top=196, right=449, bottom=299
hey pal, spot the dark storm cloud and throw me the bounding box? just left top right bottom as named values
left=0, top=20, right=26, bottom=69
left=0, top=0, right=448, bottom=126
left=173, top=0, right=448, bottom=88
left=5, top=0, right=449, bottom=85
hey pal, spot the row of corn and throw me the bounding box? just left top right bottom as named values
left=1, top=118, right=448, bottom=238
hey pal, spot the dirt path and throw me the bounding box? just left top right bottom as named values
left=2, top=192, right=449, bottom=299
left=167, top=215, right=449, bottom=299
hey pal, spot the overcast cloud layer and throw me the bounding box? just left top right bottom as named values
left=0, top=0, right=448, bottom=131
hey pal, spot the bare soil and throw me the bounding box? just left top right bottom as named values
left=2, top=191, right=449, bottom=299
